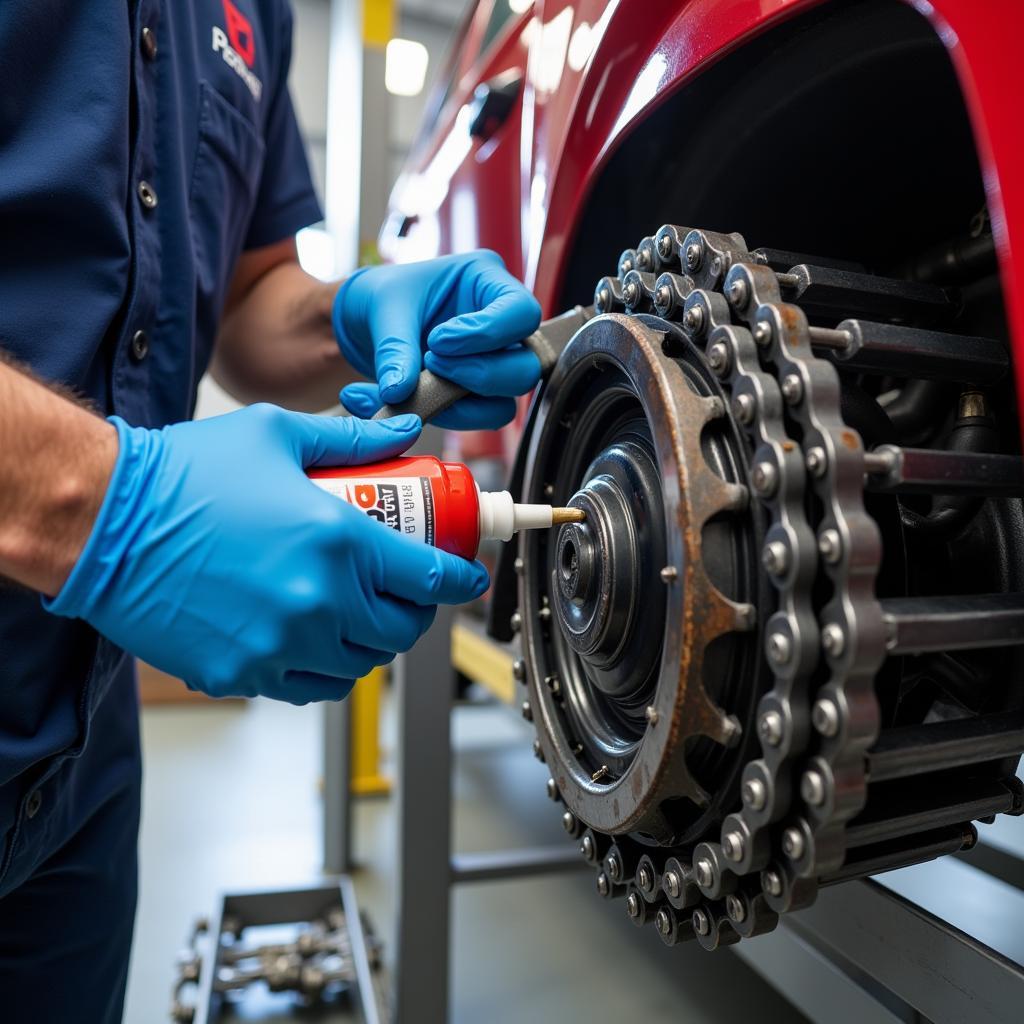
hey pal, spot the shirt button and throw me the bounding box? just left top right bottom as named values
left=137, top=180, right=158, bottom=210
left=25, top=790, right=42, bottom=819
left=131, top=329, right=150, bottom=361
left=141, top=26, right=158, bottom=61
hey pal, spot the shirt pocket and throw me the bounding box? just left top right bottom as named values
left=189, top=80, right=266, bottom=350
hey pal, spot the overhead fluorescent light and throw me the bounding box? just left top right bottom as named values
left=385, top=38, right=429, bottom=97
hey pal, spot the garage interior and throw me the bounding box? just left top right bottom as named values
left=8, top=0, right=1022, bottom=1021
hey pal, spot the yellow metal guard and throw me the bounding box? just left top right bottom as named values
left=350, top=667, right=390, bottom=796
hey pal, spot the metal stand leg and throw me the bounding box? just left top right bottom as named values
left=392, top=605, right=453, bottom=1024
left=323, top=697, right=353, bottom=874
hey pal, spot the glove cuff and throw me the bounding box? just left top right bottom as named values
left=43, top=416, right=158, bottom=620
left=331, top=266, right=376, bottom=379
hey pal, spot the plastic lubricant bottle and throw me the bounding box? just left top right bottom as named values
left=308, top=455, right=583, bottom=559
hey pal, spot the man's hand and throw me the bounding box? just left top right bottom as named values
left=45, top=406, right=488, bottom=704
left=334, top=251, right=543, bottom=430
left=0, top=359, right=118, bottom=594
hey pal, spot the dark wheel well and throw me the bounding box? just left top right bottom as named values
left=558, top=0, right=986, bottom=309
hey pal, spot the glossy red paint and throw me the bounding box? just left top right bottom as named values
left=382, top=0, right=1024, bottom=411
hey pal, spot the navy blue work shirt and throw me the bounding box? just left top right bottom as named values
left=0, top=0, right=322, bottom=862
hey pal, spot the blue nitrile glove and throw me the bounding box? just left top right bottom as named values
left=45, top=406, right=488, bottom=704
left=334, top=250, right=543, bottom=430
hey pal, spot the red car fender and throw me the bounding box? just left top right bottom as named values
left=528, top=0, right=1024, bottom=414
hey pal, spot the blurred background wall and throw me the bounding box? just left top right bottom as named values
left=196, top=0, right=469, bottom=420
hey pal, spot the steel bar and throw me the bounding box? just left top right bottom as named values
left=753, top=247, right=864, bottom=274
left=450, top=846, right=588, bottom=884
left=866, top=445, right=1024, bottom=496
left=322, top=697, right=353, bottom=874
left=780, top=264, right=954, bottom=322
left=881, top=592, right=1024, bottom=654
left=817, top=319, right=1008, bottom=382
left=341, top=875, right=384, bottom=1024
left=789, top=874, right=1024, bottom=1024
left=392, top=603, right=454, bottom=1024
left=822, top=823, right=975, bottom=885
left=869, top=711, right=1024, bottom=782
left=734, top=923, right=910, bottom=1024
left=845, top=782, right=1011, bottom=849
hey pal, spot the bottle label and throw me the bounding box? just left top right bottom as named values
left=311, top=475, right=436, bottom=545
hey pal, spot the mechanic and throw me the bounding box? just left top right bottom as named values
left=0, top=2, right=542, bottom=1019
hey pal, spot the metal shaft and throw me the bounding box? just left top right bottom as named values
left=881, top=592, right=1024, bottom=654
left=551, top=507, right=586, bottom=525
left=866, top=445, right=1024, bottom=496
left=869, top=711, right=1024, bottom=783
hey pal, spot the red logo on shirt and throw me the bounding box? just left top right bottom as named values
left=223, top=0, right=255, bottom=68
left=211, top=1, right=263, bottom=101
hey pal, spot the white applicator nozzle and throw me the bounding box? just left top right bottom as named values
left=477, top=489, right=586, bottom=542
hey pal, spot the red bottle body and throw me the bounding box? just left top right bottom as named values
left=308, top=456, right=482, bottom=559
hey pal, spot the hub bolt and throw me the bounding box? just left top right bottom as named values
left=596, top=872, right=611, bottom=897
left=727, top=278, right=748, bottom=308
left=781, top=373, right=802, bottom=403
left=510, top=611, right=522, bottom=633
left=806, top=446, right=828, bottom=477
left=580, top=835, right=594, bottom=860
left=752, top=461, right=778, bottom=497
left=821, top=623, right=846, bottom=658
left=759, top=709, right=784, bottom=746
left=658, top=233, right=673, bottom=258
left=521, top=700, right=532, bottom=722
left=532, top=739, right=544, bottom=762
left=742, top=778, right=767, bottom=811
left=546, top=777, right=558, bottom=801
left=623, top=281, right=638, bottom=306
left=763, top=868, right=783, bottom=897
left=683, top=304, right=705, bottom=334
left=626, top=893, right=642, bottom=919
left=726, top=894, right=747, bottom=923
left=692, top=908, right=711, bottom=936
left=707, top=342, right=730, bottom=375
left=812, top=697, right=840, bottom=737
left=659, top=565, right=678, bottom=583
left=722, top=831, right=745, bottom=862
left=732, top=393, right=756, bottom=425
left=562, top=811, right=577, bottom=834
left=685, top=242, right=703, bottom=270
left=818, top=529, right=842, bottom=564
left=694, top=857, right=714, bottom=889
left=656, top=909, right=673, bottom=936
left=782, top=827, right=806, bottom=861
left=801, top=770, right=827, bottom=807
left=762, top=540, right=789, bottom=576
left=513, top=658, right=526, bottom=681
left=597, top=287, right=611, bottom=312
left=638, top=865, right=654, bottom=893
left=645, top=705, right=660, bottom=726
left=765, top=631, right=791, bottom=667
left=664, top=870, right=682, bottom=900
left=655, top=284, right=671, bottom=308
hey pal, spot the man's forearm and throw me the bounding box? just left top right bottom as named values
left=0, top=360, right=117, bottom=595
left=212, top=260, right=358, bottom=411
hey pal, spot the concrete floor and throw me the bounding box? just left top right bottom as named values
left=126, top=690, right=806, bottom=1023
